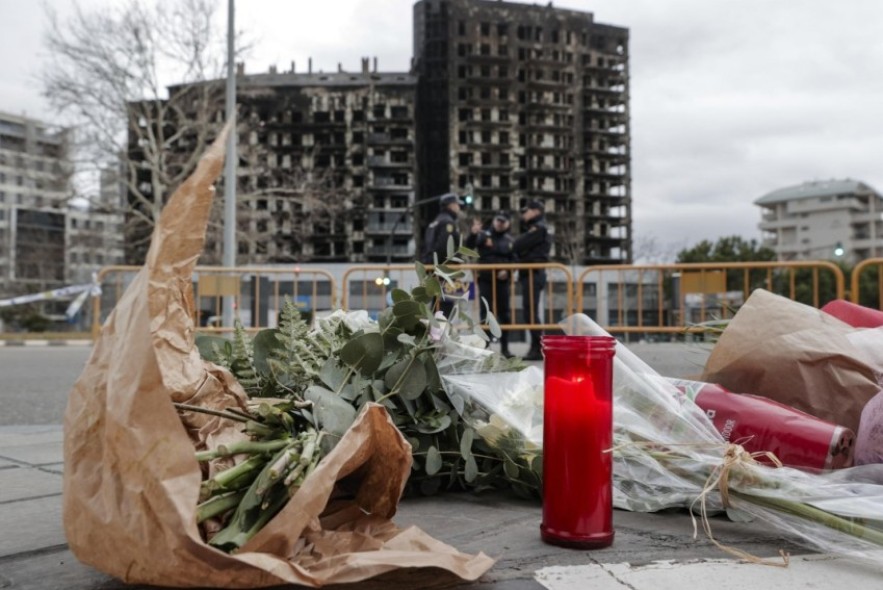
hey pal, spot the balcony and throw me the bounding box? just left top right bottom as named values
left=367, top=132, right=412, bottom=146
left=364, top=221, right=414, bottom=235
left=369, top=176, right=412, bottom=191
left=367, top=155, right=413, bottom=168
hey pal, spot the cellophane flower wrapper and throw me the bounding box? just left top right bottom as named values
left=443, top=314, right=883, bottom=565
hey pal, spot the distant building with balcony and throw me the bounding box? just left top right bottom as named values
left=756, top=179, right=883, bottom=264
left=0, top=110, right=124, bottom=328
left=129, top=60, right=417, bottom=265
left=413, top=0, right=632, bottom=264
left=126, top=0, right=632, bottom=266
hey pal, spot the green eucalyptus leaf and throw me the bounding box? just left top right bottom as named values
left=481, top=297, right=503, bottom=339
left=429, top=392, right=451, bottom=414
left=252, top=329, right=282, bottom=376
left=384, top=357, right=428, bottom=401
left=460, top=428, right=475, bottom=459
left=416, top=413, right=451, bottom=434
left=531, top=454, right=543, bottom=480
left=424, top=279, right=442, bottom=298
left=464, top=454, right=479, bottom=483
left=415, top=261, right=427, bottom=282
left=447, top=392, right=465, bottom=415
left=195, top=334, right=229, bottom=363
left=411, top=285, right=431, bottom=303
left=446, top=234, right=455, bottom=259
left=391, top=288, right=411, bottom=304
left=304, top=385, right=357, bottom=442
left=339, top=382, right=358, bottom=402
left=396, top=333, right=417, bottom=347
left=423, top=355, right=442, bottom=393
left=339, top=332, right=384, bottom=375
left=400, top=395, right=417, bottom=418
left=392, top=300, right=422, bottom=331
left=425, top=446, right=443, bottom=476
left=503, top=459, right=520, bottom=480
left=319, top=358, right=348, bottom=392
left=377, top=352, right=400, bottom=373
left=458, top=245, right=479, bottom=258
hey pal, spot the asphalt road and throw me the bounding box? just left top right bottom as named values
left=0, top=342, right=713, bottom=426
left=0, top=346, right=93, bottom=425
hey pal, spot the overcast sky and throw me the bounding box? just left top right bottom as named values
left=2, top=0, right=883, bottom=257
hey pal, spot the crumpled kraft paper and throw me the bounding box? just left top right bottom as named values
left=701, top=289, right=881, bottom=436
left=62, top=127, right=494, bottom=587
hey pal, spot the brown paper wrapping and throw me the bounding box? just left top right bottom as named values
left=701, top=289, right=881, bottom=435
left=62, top=128, right=494, bottom=587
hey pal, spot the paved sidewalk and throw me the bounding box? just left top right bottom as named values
left=2, top=342, right=881, bottom=589
left=2, top=423, right=881, bottom=589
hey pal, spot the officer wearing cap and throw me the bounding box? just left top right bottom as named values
left=466, top=210, right=515, bottom=357
left=421, top=192, right=464, bottom=318
left=513, top=199, right=551, bottom=361
left=421, top=193, right=463, bottom=265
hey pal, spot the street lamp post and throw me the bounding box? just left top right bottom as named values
left=222, top=0, right=237, bottom=328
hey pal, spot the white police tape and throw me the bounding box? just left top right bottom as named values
left=0, top=280, right=102, bottom=321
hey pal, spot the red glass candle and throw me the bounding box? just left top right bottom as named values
left=541, top=335, right=616, bottom=549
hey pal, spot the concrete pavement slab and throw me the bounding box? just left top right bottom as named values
left=0, top=495, right=65, bottom=559
left=0, top=548, right=113, bottom=590
left=0, top=425, right=64, bottom=447
left=0, top=465, right=62, bottom=503
left=534, top=553, right=883, bottom=590
left=0, top=441, right=64, bottom=466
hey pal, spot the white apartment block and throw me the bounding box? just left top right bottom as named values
left=0, top=111, right=124, bottom=301
left=756, top=179, right=883, bottom=264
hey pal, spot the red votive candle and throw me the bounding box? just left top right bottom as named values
left=541, top=334, right=616, bottom=549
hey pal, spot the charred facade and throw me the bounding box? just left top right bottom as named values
left=414, top=0, right=631, bottom=264
left=127, top=0, right=630, bottom=266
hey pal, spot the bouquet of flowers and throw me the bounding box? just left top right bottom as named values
left=452, top=312, right=883, bottom=566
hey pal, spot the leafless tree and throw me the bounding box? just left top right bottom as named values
left=632, top=234, right=684, bottom=265
left=41, top=0, right=240, bottom=261
left=223, top=139, right=354, bottom=263
left=550, top=215, right=584, bottom=265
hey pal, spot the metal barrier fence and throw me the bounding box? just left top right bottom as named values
left=851, top=257, right=883, bottom=310
left=89, top=260, right=859, bottom=340
left=341, top=263, right=574, bottom=333
left=91, top=265, right=336, bottom=337
left=578, top=261, right=845, bottom=336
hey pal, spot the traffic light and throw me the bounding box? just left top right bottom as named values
left=462, top=183, right=474, bottom=207
left=834, top=242, right=845, bottom=257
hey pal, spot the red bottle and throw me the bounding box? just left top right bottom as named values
left=541, top=335, right=616, bottom=549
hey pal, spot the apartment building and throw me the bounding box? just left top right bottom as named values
left=127, top=61, right=417, bottom=265
left=756, top=179, right=883, bottom=264
left=126, top=0, right=631, bottom=266
left=0, top=111, right=124, bottom=305
left=413, top=0, right=631, bottom=264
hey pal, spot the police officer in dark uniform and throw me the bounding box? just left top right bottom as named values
left=466, top=210, right=515, bottom=357
left=421, top=193, right=464, bottom=318
left=513, top=199, right=551, bottom=361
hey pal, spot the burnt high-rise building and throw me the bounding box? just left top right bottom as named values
left=414, top=0, right=631, bottom=264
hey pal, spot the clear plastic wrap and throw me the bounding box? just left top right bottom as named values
left=442, top=313, right=883, bottom=566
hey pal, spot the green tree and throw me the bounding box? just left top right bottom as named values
left=676, top=236, right=775, bottom=263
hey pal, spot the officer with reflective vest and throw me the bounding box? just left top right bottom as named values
left=513, top=199, right=551, bottom=361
